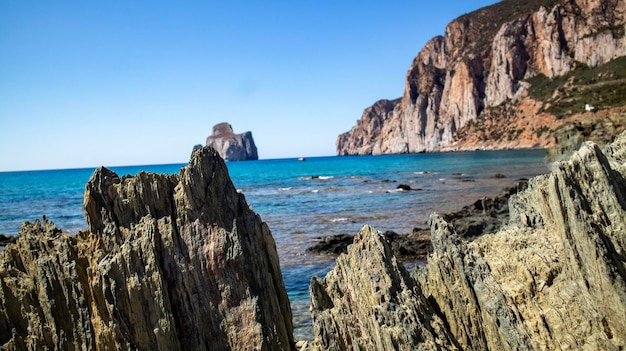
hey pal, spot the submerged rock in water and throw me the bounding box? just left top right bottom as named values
left=310, top=132, right=626, bottom=350
left=0, top=147, right=293, bottom=350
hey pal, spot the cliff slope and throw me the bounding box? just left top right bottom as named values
left=337, top=0, right=626, bottom=155
left=313, top=132, right=626, bottom=350
left=0, top=147, right=293, bottom=350
left=206, top=122, right=259, bottom=161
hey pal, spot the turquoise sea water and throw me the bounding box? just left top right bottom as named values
left=0, top=150, right=549, bottom=339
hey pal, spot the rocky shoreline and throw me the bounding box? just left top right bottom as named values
left=310, top=133, right=626, bottom=350
left=2, top=133, right=626, bottom=350
left=307, top=179, right=529, bottom=261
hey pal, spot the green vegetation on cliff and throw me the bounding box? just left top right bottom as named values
left=527, top=56, right=626, bottom=118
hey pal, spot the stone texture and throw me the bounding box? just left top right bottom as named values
left=337, top=0, right=626, bottom=156
left=545, top=109, right=626, bottom=162
left=0, top=147, right=293, bottom=350
left=310, top=225, right=459, bottom=351
left=206, top=122, right=258, bottom=161
left=314, top=132, right=626, bottom=350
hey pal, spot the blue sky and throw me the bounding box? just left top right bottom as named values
left=1, top=0, right=498, bottom=171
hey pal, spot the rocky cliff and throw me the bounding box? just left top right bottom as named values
left=313, top=132, right=626, bottom=350
left=206, top=123, right=259, bottom=161
left=337, top=0, right=626, bottom=155
left=0, top=147, right=293, bottom=350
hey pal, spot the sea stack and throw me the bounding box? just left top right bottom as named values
left=206, top=122, right=258, bottom=161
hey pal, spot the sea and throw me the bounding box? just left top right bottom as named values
left=0, top=150, right=549, bottom=340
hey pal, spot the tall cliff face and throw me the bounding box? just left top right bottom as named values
left=206, top=122, right=259, bottom=161
left=0, top=147, right=293, bottom=350
left=337, top=0, right=626, bottom=155
left=336, top=99, right=400, bottom=155
left=314, top=132, right=626, bottom=350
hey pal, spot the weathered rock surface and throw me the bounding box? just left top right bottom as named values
left=0, top=147, right=293, bottom=350
left=206, top=122, right=258, bottom=161
left=337, top=99, right=400, bottom=156
left=310, top=225, right=460, bottom=350
left=314, top=132, right=626, bottom=350
left=337, top=0, right=626, bottom=155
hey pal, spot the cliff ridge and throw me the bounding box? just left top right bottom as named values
left=337, top=0, right=626, bottom=155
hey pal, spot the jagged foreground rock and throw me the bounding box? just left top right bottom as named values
left=312, top=133, right=626, bottom=350
left=310, top=225, right=459, bottom=350
left=0, top=147, right=293, bottom=350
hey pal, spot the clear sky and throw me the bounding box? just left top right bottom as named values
left=1, top=0, right=498, bottom=172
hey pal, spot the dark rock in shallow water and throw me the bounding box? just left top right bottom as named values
left=396, top=184, right=412, bottom=191
left=308, top=228, right=432, bottom=261
left=0, top=234, right=16, bottom=247
left=441, top=179, right=528, bottom=239
left=307, top=234, right=354, bottom=255
left=308, top=180, right=527, bottom=261
left=0, top=146, right=293, bottom=350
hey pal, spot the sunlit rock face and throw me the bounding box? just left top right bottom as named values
left=206, top=122, right=259, bottom=161
left=337, top=0, right=626, bottom=155
left=0, top=147, right=293, bottom=350
left=314, top=132, right=626, bottom=350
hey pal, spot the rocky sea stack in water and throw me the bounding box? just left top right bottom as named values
left=0, top=147, right=292, bottom=350
left=206, top=122, right=259, bottom=161
left=311, top=132, right=626, bottom=350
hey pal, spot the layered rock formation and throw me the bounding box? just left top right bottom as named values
left=313, top=132, right=626, bottom=350
left=337, top=0, right=626, bottom=155
left=0, top=147, right=293, bottom=350
left=310, top=225, right=459, bottom=350
left=206, top=123, right=258, bottom=161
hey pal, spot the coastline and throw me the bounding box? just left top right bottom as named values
left=0, top=150, right=549, bottom=343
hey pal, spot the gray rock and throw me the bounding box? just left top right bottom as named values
left=310, top=225, right=459, bottom=350
left=206, top=122, right=258, bottom=161
left=0, top=146, right=293, bottom=350
left=313, top=132, right=626, bottom=350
